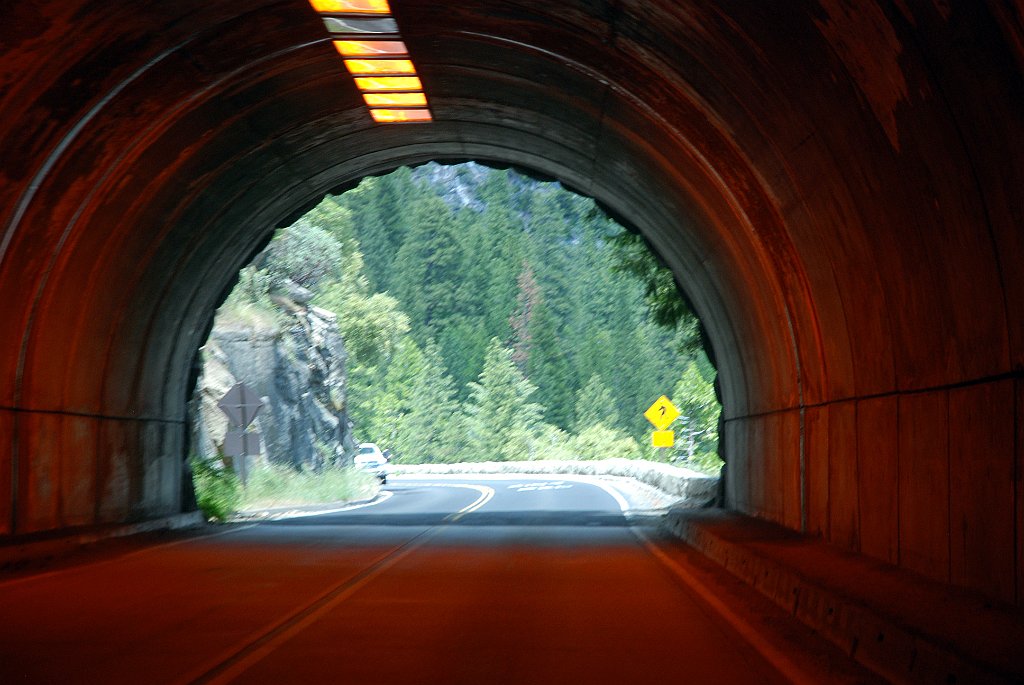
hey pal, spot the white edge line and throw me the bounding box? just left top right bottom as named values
left=633, top=527, right=811, bottom=685
left=574, top=478, right=630, bottom=513
left=260, top=490, right=395, bottom=520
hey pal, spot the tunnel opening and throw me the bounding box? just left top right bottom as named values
left=187, top=161, right=723, bottom=519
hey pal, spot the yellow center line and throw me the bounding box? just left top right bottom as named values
left=445, top=484, right=495, bottom=522
left=182, top=528, right=440, bottom=685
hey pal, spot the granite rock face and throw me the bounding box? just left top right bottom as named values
left=191, top=303, right=356, bottom=469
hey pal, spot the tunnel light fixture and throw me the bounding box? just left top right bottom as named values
left=310, top=0, right=391, bottom=14
left=370, top=109, right=432, bottom=123
left=344, top=59, right=417, bottom=75
left=353, top=76, right=422, bottom=91
left=333, top=40, right=408, bottom=57
left=363, top=92, right=427, bottom=106
left=310, top=0, right=432, bottom=124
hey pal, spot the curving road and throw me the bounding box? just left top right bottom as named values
left=0, top=475, right=877, bottom=684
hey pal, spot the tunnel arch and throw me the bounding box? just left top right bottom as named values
left=2, top=1, right=1022, bottom=605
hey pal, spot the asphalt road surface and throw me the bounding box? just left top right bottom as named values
left=0, top=475, right=878, bottom=684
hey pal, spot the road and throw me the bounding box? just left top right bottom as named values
left=0, top=475, right=875, bottom=684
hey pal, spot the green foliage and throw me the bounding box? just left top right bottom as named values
left=317, top=286, right=410, bottom=367
left=190, top=456, right=241, bottom=521
left=568, top=423, right=643, bottom=460
left=347, top=338, right=425, bottom=449
left=670, top=352, right=722, bottom=474
left=390, top=340, right=466, bottom=463
left=234, top=162, right=723, bottom=470
left=259, top=220, right=343, bottom=290
left=464, top=338, right=544, bottom=461
left=609, top=231, right=693, bottom=330
left=390, top=196, right=465, bottom=340
left=217, top=267, right=282, bottom=330
left=573, top=374, right=620, bottom=431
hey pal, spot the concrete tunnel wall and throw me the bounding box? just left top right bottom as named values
left=1, top=1, right=1022, bottom=605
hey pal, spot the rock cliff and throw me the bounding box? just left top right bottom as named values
left=190, top=301, right=357, bottom=469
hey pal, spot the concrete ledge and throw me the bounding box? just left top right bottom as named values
left=0, top=512, right=205, bottom=570
left=663, top=508, right=1024, bottom=685
left=389, top=458, right=719, bottom=502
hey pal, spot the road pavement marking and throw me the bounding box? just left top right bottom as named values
left=575, top=478, right=631, bottom=513
left=180, top=527, right=441, bottom=685
left=444, top=484, right=495, bottom=522
left=507, top=481, right=573, bottom=492
left=633, top=528, right=812, bottom=685
left=399, top=481, right=496, bottom=521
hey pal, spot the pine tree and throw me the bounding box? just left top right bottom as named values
left=392, top=340, right=466, bottom=463
left=464, top=338, right=543, bottom=461
left=526, top=301, right=576, bottom=429
left=349, top=338, right=425, bottom=449
left=337, top=169, right=419, bottom=293
left=509, top=262, right=540, bottom=372
left=391, top=196, right=464, bottom=341
left=671, top=353, right=721, bottom=472
left=573, top=373, right=620, bottom=431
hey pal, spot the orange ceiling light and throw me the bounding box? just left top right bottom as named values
left=353, top=76, right=422, bottom=91
left=310, top=0, right=391, bottom=14
left=333, top=40, right=408, bottom=57
left=310, top=0, right=432, bottom=123
left=363, top=92, right=427, bottom=106
left=370, top=109, right=432, bottom=123
left=344, top=59, right=416, bottom=75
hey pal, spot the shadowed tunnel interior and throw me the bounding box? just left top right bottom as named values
left=1, top=0, right=1023, bottom=610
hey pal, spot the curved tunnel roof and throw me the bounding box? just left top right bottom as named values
left=1, top=0, right=1023, bottom=602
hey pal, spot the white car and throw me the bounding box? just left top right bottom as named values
left=354, top=443, right=388, bottom=484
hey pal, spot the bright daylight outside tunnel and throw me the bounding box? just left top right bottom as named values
left=2, top=0, right=1024, bottom=683
left=187, top=163, right=721, bottom=518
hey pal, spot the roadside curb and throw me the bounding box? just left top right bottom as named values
left=0, top=512, right=205, bottom=570
left=662, top=508, right=1024, bottom=685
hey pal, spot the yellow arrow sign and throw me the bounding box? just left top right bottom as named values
left=644, top=395, right=680, bottom=431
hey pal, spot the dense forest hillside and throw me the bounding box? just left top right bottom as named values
left=218, top=163, right=721, bottom=472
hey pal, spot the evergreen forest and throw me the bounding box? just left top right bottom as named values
left=220, top=163, right=722, bottom=473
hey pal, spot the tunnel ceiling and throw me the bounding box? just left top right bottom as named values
left=2, top=0, right=1024, bottom=597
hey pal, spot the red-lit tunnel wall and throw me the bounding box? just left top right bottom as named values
left=1, top=1, right=1022, bottom=605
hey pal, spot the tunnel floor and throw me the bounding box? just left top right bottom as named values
left=0, top=476, right=881, bottom=684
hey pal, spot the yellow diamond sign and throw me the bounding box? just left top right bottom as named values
left=644, top=395, right=679, bottom=431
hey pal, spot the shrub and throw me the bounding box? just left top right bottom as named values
left=569, top=423, right=642, bottom=460
left=190, top=456, right=241, bottom=521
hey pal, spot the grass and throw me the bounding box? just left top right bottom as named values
left=239, top=463, right=379, bottom=510
left=214, top=301, right=282, bottom=332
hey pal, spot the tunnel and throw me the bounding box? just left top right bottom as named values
left=1, top=0, right=1022, bottom=616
